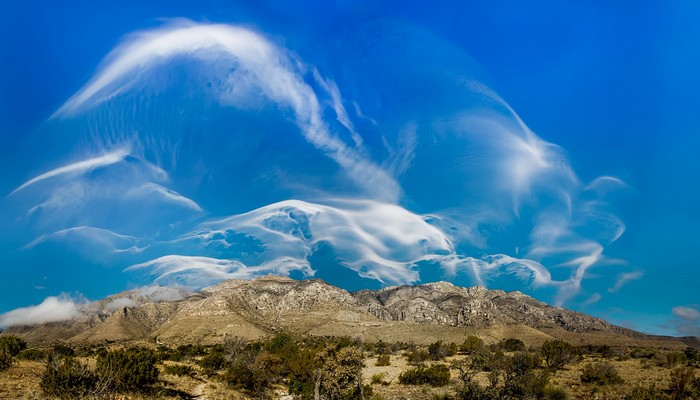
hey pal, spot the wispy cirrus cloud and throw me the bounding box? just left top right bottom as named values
left=671, top=306, right=700, bottom=336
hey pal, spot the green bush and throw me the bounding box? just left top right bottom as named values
left=199, top=349, right=227, bottom=375
left=630, top=347, right=656, bottom=359
left=95, top=347, right=159, bottom=393
left=460, top=336, right=484, bottom=354
left=0, top=348, right=11, bottom=371
left=18, top=348, right=47, bottom=361
left=41, top=355, right=96, bottom=399
left=398, top=364, right=451, bottom=386
left=501, top=338, right=526, bottom=352
left=376, top=354, right=391, bottom=366
left=163, top=363, right=196, bottom=377
left=540, top=340, right=577, bottom=370
left=0, top=335, right=27, bottom=357
left=406, top=348, right=430, bottom=364
left=428, top=340, right=457, bottom=360
left=224, top=350, right=282, bottom=398
left=51, top=344, right=75, bottom=358
left=580, top=362, right=624, bottom=385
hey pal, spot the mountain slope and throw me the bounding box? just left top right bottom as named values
left=8, top=276, right=698, bottom=348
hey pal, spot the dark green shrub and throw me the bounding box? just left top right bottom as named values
left=163, top=363, right=196, bottom=377
left=455, top=380, right=493, bottom=400
left=460, top=336, right=484, bottom=354
left=398, top=364, right=451, bottom=386
left=199, top=349, right=226, bottom=374
left=0, top=335, right=27, bottom=357
left=0, top=348, right=11, bottom=371
left=540, top=340, right=577, bottom=370
left=630, top=347, right=656, bottom=359
left=580, top=362, right=624, bottom=385
left=225, top=350, right=282, bottom=398
left=428, top=341, right=458, bottom=360
left=41, top=355, right=96, bottom=399
left=95, top=347, right=159, bottom=393
left=18, top=348, right=47, bottom=361
left=175, top=343, right=207, bottom=359
left=51, top=344, right=75, bottom=357
left=501, top=338, right=526, bottom=352
left=407, top=348, right=430, bottom=364
left=376, top=354, right=391, bottom=366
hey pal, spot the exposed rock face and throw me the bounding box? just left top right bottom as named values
left=7, top=276, right=697, bottom=348
left=353, top=281, right=611, bottom=332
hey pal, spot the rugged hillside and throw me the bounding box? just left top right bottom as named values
left=7, top=276, right=699, bottom=348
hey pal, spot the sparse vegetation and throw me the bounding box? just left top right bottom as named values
left=580, top=362, right=624, bottom=385
left=0, top=332, right=696, bottom=400
left=398, top=364, right=451, bottom=386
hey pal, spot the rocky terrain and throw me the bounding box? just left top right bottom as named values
left=7, top=276, right=699, bottom=348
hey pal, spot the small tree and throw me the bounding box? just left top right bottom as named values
left=540, top=340, right=577, bottom=370
left=460, top=336, right=484, bottom=354
left=315, top=345, right=365, bottom=400
left=0, top=335, right=27, bottom=357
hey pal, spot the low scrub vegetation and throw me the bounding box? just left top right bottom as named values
left=0, top=333, right=698, bottom=399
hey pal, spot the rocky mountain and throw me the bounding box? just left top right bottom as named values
left=8, top=276, right=699, bottom=348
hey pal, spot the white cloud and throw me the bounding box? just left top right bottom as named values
left=608, top=271, right=644, bottom=293
left=0, top=295, right=83, bottom=328
left=10, top=148, right=130, bottom=195
left=672, top=306, right=700, bottom=321
left=52, top=20, right=399, bottom=202
left=126, top=183, right=202, bottom=212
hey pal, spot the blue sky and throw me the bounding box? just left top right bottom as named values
left=1, top=1, right=698, bottom=336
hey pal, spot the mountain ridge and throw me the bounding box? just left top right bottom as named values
left=7, top=276, right=699, bottom=349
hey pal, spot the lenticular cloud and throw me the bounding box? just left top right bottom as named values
left=2, top=20, right=630, bottom=308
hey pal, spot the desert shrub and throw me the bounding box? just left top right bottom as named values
left=580, top=362, right=624, bottom=385
left=407, top=348, right=431, bottom=364
left=0, top=348, right=11, bottom=371
left=175, top=343, right=207, bottom=360
left=163, top=363, right=196, bottom=377
left=18, top=348, right=47, bottom=361
left=668, top=366, right=698, bottom=399
left=95, top=347, right=159, bottom=393
left=500, top=352, right=550, bottom=399
left=225, top=350, right=283, bottom=398
left=429, top=340, right=458, bottom=360
left=371, top=340, right=394, bottom=355
left=223, top=335, right=248, bottom=361
left=543, top=386, right=569, bottom=400
left=376, top=354, right=391, bottom=366
left=0, top=335, right=27, bottom=357
left=371, top=372, right=389, bottom=385
left=51, top=344, right=75, bottom=357
left=625, top=384, right=668, bottom=400
left=398, top=364, right=451, bottom=386
left=460, top=336, right=484, bottom=354
left=316, top=345, right=365, bottom=399
left=540, top=340, right=577, bottom=370
left=199, top=348, right=227, bottom=375
left=631, top=347, right=656, bottom=359
left=501, top=338, right=526, bottom=352
left=684, top=347, right=699, bottom=362
left=455, top=379, right=493, bottom=400
left=662, top=352, right=687, bottom=368
left=41, top=355, right=96, bottom=399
